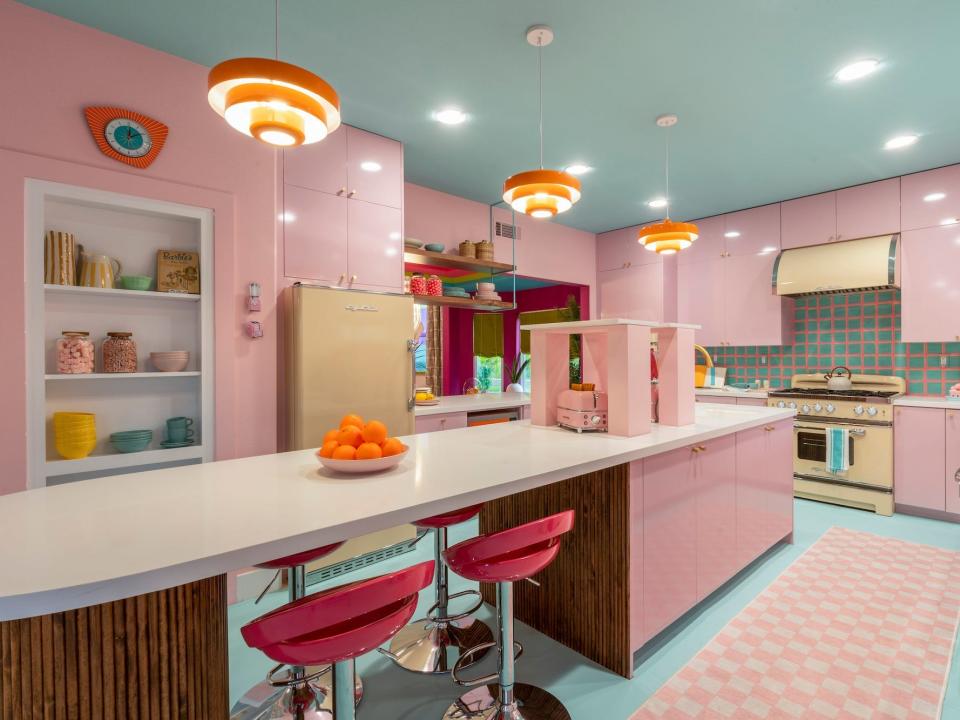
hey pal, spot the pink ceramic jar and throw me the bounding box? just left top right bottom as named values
left=56, top=331, right=94, bottom=374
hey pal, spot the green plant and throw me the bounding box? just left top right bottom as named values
left=559, top=294, right=582, bottom=384
left=508, top=354, right=530, bottom=384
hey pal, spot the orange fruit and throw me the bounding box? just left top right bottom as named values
left=323, top=429, right=339, bottom=444
left=332, top=444, right=357, bottom=460
left=340, top=413, right=365, bottom=429
left=318, top=440, right=339, bottom=458
left=356, top=442, right=383, bottom=460
left=361, top=420, right=388, bottom=445
left=335, top=425, right=363, bottom=448
left=380, top=438, right=405, bottom=457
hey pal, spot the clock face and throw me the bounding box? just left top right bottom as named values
left=104, top=118, right=153, bottom=158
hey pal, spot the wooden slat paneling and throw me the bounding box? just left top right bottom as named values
left=479, top=463, right=633, bottom=677
left=0, top=575, right=227, bottom=719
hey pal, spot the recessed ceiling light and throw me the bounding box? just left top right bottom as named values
left=884, top=134, right=918, bottom=150
left=834, top=59, right=880, bottom=83
left=433, top=107, right=467, bottom=125
left=564, top=164, right=593, bottom=175
left=940, top=217, right=959, bottom=226
left=924, top=192, right=946, bottom=202
left=647, top=197, right=668, bottom=209
left=360, top=160, right=382, bottom=172
left=724, top=231, right=741, bottom=238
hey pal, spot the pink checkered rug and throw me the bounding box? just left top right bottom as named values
left=631, top=527, right=960, bottom=719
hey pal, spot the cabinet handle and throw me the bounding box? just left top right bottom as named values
left=337, top=273, right=345, bottom=285
left=348, top=189, right=357, bottom=198
left=836, top=234, right=842, bottom=241
left=337, top=187, right=346, bottom=196
left=350, top=274, right=358, bottom=284
left=692, top=444, right=706, bottom=453
left=764, top=425, right=775, bottom=432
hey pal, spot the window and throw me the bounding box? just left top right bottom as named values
left=473, top=313, right=504, bottom=393
left=413, top=304, right=428, bottom=373
left=474, top=355, right=503, bottom=394
left=520, top=352, right=532, bottom=392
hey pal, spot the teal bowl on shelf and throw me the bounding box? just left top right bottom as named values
left=110, top=429, right=152, bottom=453
left=424, top=243, right=445, bottom=253
left=119, top=275, right=152, bottom=291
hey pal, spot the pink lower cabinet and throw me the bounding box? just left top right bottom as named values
left=414, top=411, right=467, bottom=434
left=894, top=406, right=946, bottom=511
left=736, top=397, right=767, bottom=407
left=695, top=435, right=738, bottom=599
left=696, top=395, right=737, bottom=405
left=947, top=411, right=960, bottom=515
left=736, top=420, right=793, bottom=567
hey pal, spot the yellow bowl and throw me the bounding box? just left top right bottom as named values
left=55, top=435, right=96, bottom=460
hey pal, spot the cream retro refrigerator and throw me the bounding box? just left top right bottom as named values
left=285, top=284, right=417, bottom=569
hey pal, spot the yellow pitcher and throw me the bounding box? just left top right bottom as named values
left=79, top=253, right=122, bottom=289
left=694, top=344, right=714, bottom=388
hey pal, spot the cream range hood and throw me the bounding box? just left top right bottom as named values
left=773, top=234, right=900, bottom=296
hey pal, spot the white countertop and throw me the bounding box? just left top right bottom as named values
left=415, top=393, right=531, bottom=417
left=892, top=395, right=960, bottom=410
left=695, top=388, right=769, bottom=399
left=0, top=404, right=793, bottom=620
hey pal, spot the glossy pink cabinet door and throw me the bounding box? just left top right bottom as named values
left=642, top=445, right=697, bottom=640
left=736, top=420, right=792, bottom=566
left=415, top=412, right=468, bottom=434
left=901, top=164, right=960, bottom=231
left=677, top=258, right=724, bottom=346
left=723, top=203, right=780, bottom=257
left=901, top=225, right=960, bottom=342
left=723, top=252, right=793, bottom=346
left=597, top=226, right=662, bottom=271
left=780, top=191, right=836, bottom=248
left=946, top=410, right=960, bottom=515
left=283, top=184, right=348, bottom=283
left=894, top=406, right=946, bottom=511
left=836, top=178, right=900, bottom=240
left=282, top=130, right=347, bottom=195
left=696, top=395, right=737, bottom=405
left=599, top=264, right=664, bottom=322
left=765, top=420, right=794, bottom=544
left=678, top=215, right=724, bottom=266
left=346, top=127, right=403, bottom=209
left=347, top=200, right=402, bottom=291
left=696, top=435, right=738, bottom=600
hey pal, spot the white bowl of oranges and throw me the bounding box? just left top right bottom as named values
left=315, top=414, right=409, bottom=474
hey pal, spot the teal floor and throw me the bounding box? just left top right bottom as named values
left=228, top=500, right=960, bottom=719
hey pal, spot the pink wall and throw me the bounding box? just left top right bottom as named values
left=0, top=1, right=278, bottom=493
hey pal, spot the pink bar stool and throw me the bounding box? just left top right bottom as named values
left=383, top=504, right=494, bottom=674
left=231, top=542, right=363, bottom=719
left=239, top=560, right=434, bottom=720
left=441, top=510, right=575, bottom=720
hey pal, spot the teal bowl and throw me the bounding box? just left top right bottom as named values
left=111, top=437, right=151, bottom=453
left=119, top=275, right=152, bottom=291
left=424, top=243, right=445, bottom=253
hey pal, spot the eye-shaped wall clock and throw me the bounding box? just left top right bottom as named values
left=84, top=106, right=169, bottom=169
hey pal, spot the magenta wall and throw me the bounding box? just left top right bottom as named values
left=0, top=1, right=278, bottom=493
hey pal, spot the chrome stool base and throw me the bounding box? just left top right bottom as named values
left=441, top=683, right=570, bottom=720
left=229, top=665, right=363, bottom=720
left=386, top=614, right=493, bottom=674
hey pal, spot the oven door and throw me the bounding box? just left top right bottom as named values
left=794, top=422, right=893, bottom=488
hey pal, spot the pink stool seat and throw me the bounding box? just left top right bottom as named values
left=254, top=541, right=345, bottom=570
left=414, top=503, right=483, bottom=529
left=242, top=560, right=434, bottom=667
left=443, top=510, right=575, bottom=583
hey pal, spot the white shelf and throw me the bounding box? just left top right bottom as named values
left=45, top=372, right=200, bottom=381
left=44, top=284, right=201, bottom=301
left=45, top=445, right=205, bottom=478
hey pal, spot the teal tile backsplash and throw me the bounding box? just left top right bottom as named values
left=706, top=290, right=960, bottom=393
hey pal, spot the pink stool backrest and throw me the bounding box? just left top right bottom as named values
left=415, top=503, right=484, bottom=529
left=254, top=541, right=345, bottom=570
left=242, top=560, right=434, bottom=665
left=443, top=510, right=575, bottom=583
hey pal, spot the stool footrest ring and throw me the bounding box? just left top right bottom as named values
left=427, top=589, right=484, bottom=624
left=451, top=640, right=523, bottom=687
left=266, top=663, right=329, bottom=689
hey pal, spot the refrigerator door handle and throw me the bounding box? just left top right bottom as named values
left=407, top=339, right=416, bottom=411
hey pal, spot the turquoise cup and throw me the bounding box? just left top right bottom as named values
left=166, top=417, right=194, bottom=443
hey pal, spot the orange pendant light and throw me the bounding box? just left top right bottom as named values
left=207, top=1, right=340, bottom=147
left=502, top=26, right=582, bottom=219
left=638, top=114, right=699, bottom=254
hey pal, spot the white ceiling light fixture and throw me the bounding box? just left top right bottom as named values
left=433, top=107, right=467, bottom=125
left=647, top=197, right=668, bottom=209
left=564, top=164, right=593, bottom=176
left=884, top=134, right=919, bottom=150
left=834, top=59, right=880, bottom=83
left=924, top=192, right=946, bottom=202
left=360, top=160, right=382, bottom=172
left=724, top=230, right=741, bottom=238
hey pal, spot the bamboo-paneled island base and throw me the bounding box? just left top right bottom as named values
left=0, top=404, right=794, bottom=714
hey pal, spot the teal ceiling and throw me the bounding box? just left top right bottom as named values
left=19, top=0, right=960, bottom=233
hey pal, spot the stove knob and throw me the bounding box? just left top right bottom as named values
left=854, top=405, right=864, bottom=415
left=591, top=415, right=602, bottom=426
left=813, top=403, right=823, bottom=412
left=801, top=404, right=811, bottom=414
left=788, top=402, right=797, bottom=410
left=825, top=403, right=835, bottom=413
left=776, top=400, right=786, bottom=409
left=866, top=407, right=878, bottom=417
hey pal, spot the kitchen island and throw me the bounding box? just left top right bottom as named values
left=0, top=404, right=794, bottom=714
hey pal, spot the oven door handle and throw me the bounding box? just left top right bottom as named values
left=794, top=424, right=866, bottom=437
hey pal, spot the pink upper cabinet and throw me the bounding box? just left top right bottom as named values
left=346, top=127, right=403, bottom=209
left=722, top=204, right=780, bottom=257
left=678, top=215, right=724, bottom=266
left=283, top=184, right=348, bottom=284
left=282, top=130, right=347, bottom=195
left=836, top=178, right=900, bottom=241
left=599, top=264, right=665, bottom=322
left=894, top=406, right=946, bottom=511
left=597, top=226, right=662, bottom=271
left=347, top=200, right=402, bottom=291
left=901, top=225, right=960, bottom=342
left=901, top=164, right=960, bottom=231
left=946, top=411, right=960, bottom=515
left=677, top=257, right=724, bottom=346
left=723, top=252, right=793, bottom=346
left=780, top=191, right=836, bottom=248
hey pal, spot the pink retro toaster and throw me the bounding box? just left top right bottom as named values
left=557, top=387, right=608, bottom=433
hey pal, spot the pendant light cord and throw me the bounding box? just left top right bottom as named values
left=274, top=0, right=280, bottom=60
left=538, top=38, right=544, bottom=169
left=664, top=130, right=670, bottom=218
